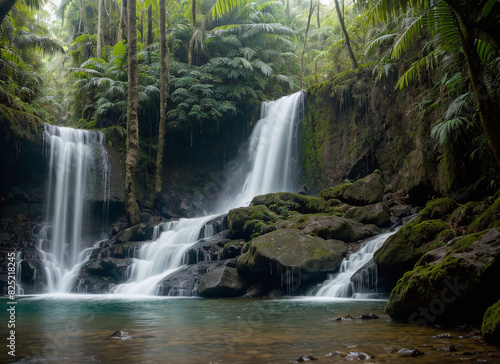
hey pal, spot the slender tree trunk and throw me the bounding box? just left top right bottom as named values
left=147, top=4, right=153, bottom=45
left=155, top=0, right=169, bottom=194
left=316, top=0, right=320, bottom=28
left=334, top=0, right=358, bottom=70
left=126, top=0, right=140, bottom=226
left=301, top=0, right=315, bottom=87
left=286, top=0, right=290, bottom=17
left=97, top=0, right=104, bottom=57
left=118, top=0, right=128, bottom=43
left=187, top=0, right=197, bottom=69
left=139, top=8, right=144, bottom=43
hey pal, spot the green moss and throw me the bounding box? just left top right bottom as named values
left=319, top=184, right=351, bottom=201
left=482, top=299, right=500, bottom=344
left=413, top=198, right=459, bottom=224
left=450, top=201, right=480, bottom=226
left=469, top=193, right=500, bottom=233
left=251, top=192, right=327, bottom=214
left=227, top=205, right=276, bottom=240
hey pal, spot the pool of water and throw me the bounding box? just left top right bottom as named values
left=2, top=295, right=499, bottom=363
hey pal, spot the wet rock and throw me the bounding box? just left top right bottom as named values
left=109, top=330, right=135, bottom=340
left=265, top=289, right=284, bottom=298
left=197, top=266, right=247, bottom=298
left=111, top=223, right=155, bottom=244
left=140, top=212, right=152, bottom=223
left=357, top=313, right=379, bottom=319
left=179, top=199, right=196, bottom=218
left=82, top=258, right=132, bottom=280
left=277, top=214, right=380, bottom=243
left=412, top=198, right=459, bottom=225
left=342, top=171, right=385, bottom=206
left=236, top=229, right=347, bottom=293
left=295, top=354, right=318, bottom=362
left=462, top=352, right=476, bottom=355
left=374, top=219, right=451, bottom=291
left=437, top=345, right=457, bottom=352
left=334, top=314, right=354, bottom=320
left=385, top=229, right=500, bottom=324
left=394, top=348, right=424, bottom=357
left=227, top=205, right=276, bottom=240
left=221, top=244, right=241, bottom=260
left=390, top=204, right=411, bottom=218
left=343, top=203, right=391, bottom=228
left=433, top=333, right=453, bottom=339
left=243, top=283, right=263, bottom=298
left=298, top=185, right=309, bottom=195
left=111, top=221, right=128, bottom=236
left=346, top=352, right=374, bottom=360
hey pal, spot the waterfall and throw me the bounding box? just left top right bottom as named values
left=28, top=124, right=110, bottom=293
left=313, top=230, right=396, bottom=298
left=115, top=91, right=304, bottom=294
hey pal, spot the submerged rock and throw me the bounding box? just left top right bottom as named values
left=236, top=229, right=347, bottom=293
left=197, top=266, right=247, bottom=298
left=295, top=354, right=318, bottom=362
left=108, top=330, right=135, bottom=340
left=385, top=228, right=500, bottom=325
left=393, top=348, right=424, bottom=357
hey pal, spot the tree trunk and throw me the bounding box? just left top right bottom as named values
left=155, top=0, right=170, bottom=194
left=125, top=0, right=140, bottom=226
left=316, top=0, right=320, bottom=28
left=118, top=0, right=128, bottom=43
left=147, top=4, right=153, bottom=45
left=301, top=0, right=315, bottom=87
left=192, top=0, right=196, bottom=26
left=188, top=34, right=196, bottom=69
left=97, top=0, right=104, bottom=57
left=139, top=8, right=144, bottom=43
left=334, top=0, right=358, bottom=70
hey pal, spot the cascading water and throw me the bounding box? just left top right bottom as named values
left=313, top=230, right=396, bottom=298
left=114, top=91, right=304, bottom=295
left=27, top=124, right=110, bottom=293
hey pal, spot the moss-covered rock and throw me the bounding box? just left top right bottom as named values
left=450, top=201, right=481, bottom=227
left=385, top=229, right=500, bottom=325
left=236, top=229, right=347, bottom=293
left=342, top=171, right=385, bottom=205
left=251, top=192, right=327, bottom=214
left=482, top=299, right=500, bottom=344
left=343, top=203, right=391, bottom=228
left=111, top=223, right=155, bottom=244
left=319, top=184, right=351, bottom=201
left=197, top=266, right=247, bottom=298
left=412, top=198, right=459, bottom=225
left=276, top=214, right=380, bottom=242
left=227, top=205, right=276, bottom=240
left=374, top=219, right=452, bottom=291
left=468, top=194, right=500, bottom=233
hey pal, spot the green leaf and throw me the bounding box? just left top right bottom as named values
left=482, top=0, right=496, bottom=18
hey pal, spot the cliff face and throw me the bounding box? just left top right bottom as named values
left=299, top=66, right=473, bottom=203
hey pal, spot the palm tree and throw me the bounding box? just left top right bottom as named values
left=126, top=0, right=140, bottom=225
left=371, top=0, right=500, bottom=167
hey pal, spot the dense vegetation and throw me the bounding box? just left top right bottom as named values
left=1, top=0, right=499, bottom=223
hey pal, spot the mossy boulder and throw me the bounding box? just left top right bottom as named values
left=450, top=201, right=482, bottom=227
left=374, top=219, right=452, bottom=291
left=111, top=223, right=155, bottom=244
left=412, top=198, right=459, bottom=225
left=276, top=214, right=380, bottom=242
left=343, top=203, right=391, bottom=228
left=197, top=266, right=247, bottom=298
left=468, top=194, right=500, bottom=233
left=251, top=192, right=327, bottom=214
left=227, top=205, right=276, bottom=240
left=482, top=299, right=500, bottom=344
left=342, top=171, right=385, bottom=206
left=385, top=229, right=500, bottom=325
left=319, top=184, right=351, bottom=201
left=236, top=229, right=347, bottom=293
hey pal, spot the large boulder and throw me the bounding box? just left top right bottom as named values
left=342, top=171, right=385, bottom=205
left=319, top=183, right=351, bottom=201
left=412, top=198, right=459, bottom=225
left=374, top=219, right=451, bottom=291
left=227, top=205, right=276, bottom=240
left=251, top=192, right=327, bottom=214
left=277, top=214, right=379, bottom=242
left=236, top=229, right=347, bottom=293
left=343, top=203, right=391, bottom=228
left=111, top=223, right=156, bottom=245
left=197, top=266, right=247, bottom=298
left=385, top=229, right=500, bottom=325
left=482, top=299, right=500, bottom=344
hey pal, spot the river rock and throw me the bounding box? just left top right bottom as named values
left=197, top=266, right=247, bottom=298
left=82, top=258, right=132, bottom=279
left=343, top=203, right=391, bottom=228
left=295, top=355, right=318, bottom=362
left=374, top=219, right=451, bottom=291
left=385, top=228, right=500, bottom=325
left=236, top=229, right=347, bottom=293
left=276, top=214, right=380, bottom=243
left=109, top=330, right=135, bottom=340
left=111, top=223, right=156, bottom=244
left=482, top=298, right=500, bottom=344
left=390, top=204, right=411, bottom=218
left=342, top=171, right=385, bottom=205
left=243, top=283, right=263, bottom=298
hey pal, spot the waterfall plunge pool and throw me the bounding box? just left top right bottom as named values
left=3, top=295, right=499, bottom=363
